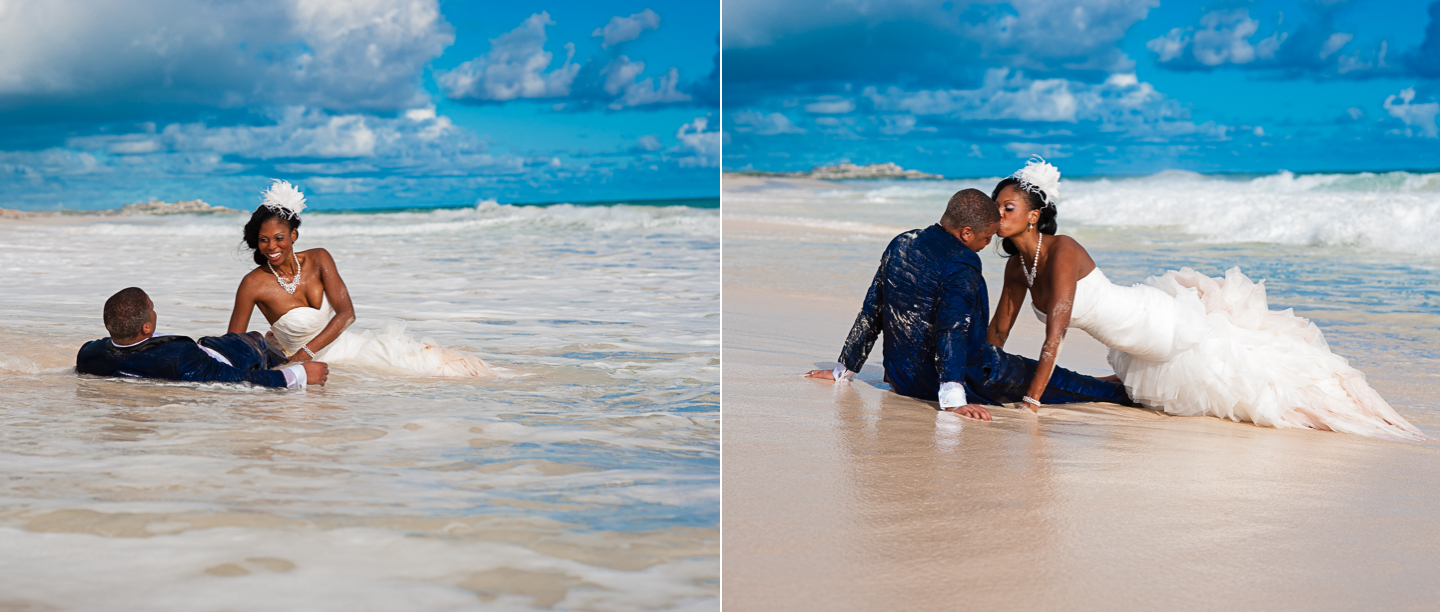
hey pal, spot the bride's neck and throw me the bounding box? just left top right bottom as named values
left=1011, top=232, right=1044, bottom=262
left=271, top=253, right=299, bottom=276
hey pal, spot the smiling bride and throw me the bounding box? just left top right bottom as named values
left=227, top=180, right=495, bottom=378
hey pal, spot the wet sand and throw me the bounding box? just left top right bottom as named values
left=722, top=176, right=1440, bottom=610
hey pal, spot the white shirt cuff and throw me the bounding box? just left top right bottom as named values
left=281, top=364, right=306, bottom=389
left=938, top=381, right=968, bottom=409
left=832, top=362, right=855, bottom=382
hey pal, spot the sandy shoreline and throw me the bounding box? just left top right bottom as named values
left=722, top=181, right=1440, bottom=610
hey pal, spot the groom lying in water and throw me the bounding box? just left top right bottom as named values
left=807, top=189, right=1130, bottom=420
left=76, top=287, right=328, bottom=388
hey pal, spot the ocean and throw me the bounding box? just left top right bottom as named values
left=0, top=200, right=719, bottom=610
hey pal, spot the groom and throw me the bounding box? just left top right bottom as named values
left=76, top=287, right=327, bottom=388
left=808, top=189, right=1130, bottom=420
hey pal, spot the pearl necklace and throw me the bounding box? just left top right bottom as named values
left=267, top=252, right=302, bottom=294
left=1021, top=232, right=1043, bottom=287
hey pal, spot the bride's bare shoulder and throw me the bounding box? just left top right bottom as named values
left=298, top=248, right=338, bottom=266
left=1050, top=235, right=1095, bottom=267
left=1051, top=234, right=1090, bottom=253
left=235, top=266, right=271, bottom=294
left=240, top=266, right=269, bottom=283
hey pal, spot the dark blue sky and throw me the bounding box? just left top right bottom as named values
left=0, top=1, right=718, bottom=211
left=723, top=0, right=1440, bottom=177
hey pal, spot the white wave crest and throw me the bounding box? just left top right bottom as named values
left=1060, top=171, right=1440, bottom=253
left=65, top=203, right=718, bottom=239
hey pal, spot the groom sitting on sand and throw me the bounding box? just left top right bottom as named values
left=807, top=189, right=1129, bottom=420
left=77, top=287, right=328, bottom=388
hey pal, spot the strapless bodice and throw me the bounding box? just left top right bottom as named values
left=1028, top=265, right=1423, bottom=440
left=269, top=295, right=334, bottom=356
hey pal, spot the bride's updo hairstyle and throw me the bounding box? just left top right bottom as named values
left=994, top=157, right=1062, bottom=257
left=992, top=178, right=1057, bottom=256
left=242, top=179, right=308, bottom=266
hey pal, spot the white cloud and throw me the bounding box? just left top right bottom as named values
left=1383, top=88, right=1439, bottom=138
left=1003, top=142, right=1070, bottom=158
left=599, top=57, right=691, bottom=109
left=804, top=98, right=855, bottom=114
left=636, top=134, right=663, bottom=152
left=972, top=0, right=1158, bottom=73
left=730, top=111, right=806, bottom=135
left=878, top=115, right=916, bottom=135
left=602, top=56, right=648, bottom=95
left=55, top=105, right=534, bottom=178
left=437, top=12, right=580, bottom=102
left=1337, top=40, right=1387, bottom=75
left=725, top=0, right=1155, bottom=74
left=675, top=117, right=720, bottom=167
left=608, top=66, right=691, bottom=110
left=592, top=9, right=661, bottom=48
left=1147, top=9, right=1286, bottom=67
left=0, top=0, right=451, bottom=111
left=862, top=68, right=1228, bottom=141
left=1147, top=28, right=1189, bottom=62
left=0, top=148, right=105, bottom=178
left=1319, top=32, right=1353, bottom=60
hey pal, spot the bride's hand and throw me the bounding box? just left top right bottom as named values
left=287, top=349, right=313, bottom=363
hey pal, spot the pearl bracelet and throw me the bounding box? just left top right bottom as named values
left=1022, top=396, right=1041, bottom=407
left=294, top=345, right=315, bottom=360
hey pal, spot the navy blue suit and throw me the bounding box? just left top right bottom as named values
left=839, top=224, right=1131, bottom=406
left=76, top=332, right=289, bottom=388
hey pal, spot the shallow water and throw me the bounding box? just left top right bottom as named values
left=0, top=203, right=719, bottom=610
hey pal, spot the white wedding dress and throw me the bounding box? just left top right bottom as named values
left=269, top=295, right=495, bottom=378
left=1034, top=267, right=1424, bottom=441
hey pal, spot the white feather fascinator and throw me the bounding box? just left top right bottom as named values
left=1013, top=156, right=1061, bottom=206
left=260, top=179, right=306, bottom=219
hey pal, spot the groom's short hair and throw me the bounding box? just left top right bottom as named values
left=104, top=287, right=151, bottom=339
left=941, top=189, right=1000, bottom=232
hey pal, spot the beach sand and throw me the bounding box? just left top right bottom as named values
left=722, top=175, right=1440, bottom=610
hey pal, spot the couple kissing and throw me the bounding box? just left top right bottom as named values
left=811, top=158, right=1424, bottom=442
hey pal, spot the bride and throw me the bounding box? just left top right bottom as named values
left=226, top=180, right=494, bottom=378
left=988, top=158, right=1423, bottom=441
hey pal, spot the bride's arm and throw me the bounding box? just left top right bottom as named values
left=1024, top=240, right=1081, bottom=410
left=227, top=274, right=260, bottom=334
left=987, top=258, right=1027, bottom=349
left=287, top=249, right=356, bottom=361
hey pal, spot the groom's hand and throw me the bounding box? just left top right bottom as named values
left=302, top=361, right=329, bottom=386
left=946, top=405, right=992, bottom=421
left=805, top=369, right=835, bottom=381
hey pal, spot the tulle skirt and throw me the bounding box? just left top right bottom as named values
left=1099, top=268, right=1423, bottom=441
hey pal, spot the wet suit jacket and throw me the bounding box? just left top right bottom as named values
left=838, top=224, right=1132, bottom=406
left=76, top=332, right=289, bottom=388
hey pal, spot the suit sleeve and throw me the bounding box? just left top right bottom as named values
left=935, top=262, right=982, bottom=402
left=837, top=248, right=889, bottom=373
left=175, top=345, right=290, bottom=388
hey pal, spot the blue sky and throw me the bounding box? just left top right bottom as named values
left=0, top=1, right=718, bottom=211
left=723, top=0, right=1440, bottom=177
